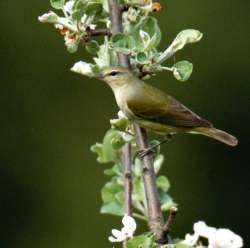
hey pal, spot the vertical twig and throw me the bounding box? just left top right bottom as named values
left=123, top=143, right=132, bottom=216
left=163, top=207, right=178, bottom=236
left=107, top=0, right=168, bottom=243
left=107, top=0, right=133, bottom=217
left=133, top=125, right=167, bottom=243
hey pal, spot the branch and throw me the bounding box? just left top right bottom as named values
left=83, top=28, right=111, bottom=42
left=123, top=143, right=132, bottom=215
left=108, top=0, right=133, bottom=218
left=163, top=207, right=178, bottom=236
left=108, top=0, right=130, bottom=68
left=133, top=125, right=167, bottom=243
left=107, top=0, right=168, bottom=243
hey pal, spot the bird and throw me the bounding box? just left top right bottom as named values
left=100, top=66, right=238, bottom=156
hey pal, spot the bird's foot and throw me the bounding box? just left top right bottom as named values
left=137, top=148, right=155, bottom=159
left=136, top=134, right=173, bottom=159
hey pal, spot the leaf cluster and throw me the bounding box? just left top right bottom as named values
left=91, top=128, right=176, bottom=220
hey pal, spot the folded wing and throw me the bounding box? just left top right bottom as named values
left=127, top=84, right=212, bottom=128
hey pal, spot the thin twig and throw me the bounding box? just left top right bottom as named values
left=123, top=143, right=132, bottom=216
left=107, top=0, right=168, bottom=243
left=108, top=0, right=133, bottom=218
left=163, top=207, right=178, bottom=236
left=133, top=125, right=167, bottom=243
left=83, top=28, right=111, bottom=42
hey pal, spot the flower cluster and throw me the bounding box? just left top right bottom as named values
left=39, top=0, right=203, bottom=81
left=182, top=221, right=243, bottom=248
left=109, top=215, right=137, bottom=242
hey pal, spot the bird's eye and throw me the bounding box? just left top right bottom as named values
left=109, top=71, right=119, bottom=76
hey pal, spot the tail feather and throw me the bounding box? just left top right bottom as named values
left=194, top=128, right=238, bottom=147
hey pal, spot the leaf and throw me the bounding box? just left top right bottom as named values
left=101, top=179, right=124, bottom=216
left=156, top=29, right=202, bottom=63
left=162, top=244, right=193, bottom=248
left=110, top=117, right=128, bottom=131
left=141, top=17, right=161, bottom=45
left=175, top=29, right=203, bottom=45
left=154, top=154, right=164, bottom=174
left=133, top=177, right=145, bottom=202
left=104, top=163, right=122, bottom=176
left=101, top=180, right=124, bottom=203
left=102, top=129, right=121, bottom=162
left=127, top=234, right=156, bottom=248
left=85, top=40, right=100, bottom=55
left=159, top=192, right=176, bottom=211
left=136, top=52, right=148, bottom=64
left=111, top=33, right=131, bottom=54
left=173, top=61, right=193, bottom=82
left=134, top=16, right=161, bottom=49
left=85, top=2, right=103, bottom=16
left=50, top=0, right=65, bottom=9
left=90, top=143, right=105, bottom=163
left=111, top=133, right=125, bottom=150
left=100, top=201, right=124, bottom=216
left=156, top=176, right=170, bottom=192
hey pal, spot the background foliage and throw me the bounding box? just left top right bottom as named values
left=0, top=0, right=249, bottom=247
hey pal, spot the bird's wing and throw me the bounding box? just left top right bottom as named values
left=127, top=84, right=212, bottom=128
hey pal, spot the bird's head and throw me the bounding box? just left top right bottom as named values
left=100, top=67, right=134, bottom=89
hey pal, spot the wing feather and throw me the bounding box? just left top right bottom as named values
left=127, top=84, right=212, bottom=128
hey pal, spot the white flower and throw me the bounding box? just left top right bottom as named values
left=209, top=229, right=243, bottom=248
left=182, top=221, right=243, bottom=248
left=71, top=61, right=94, bottom=77
left=38, top=11, right=58, bottom=23
left=108, top=215, right=137, bottom=243
left=194, top=221, right=216, bottom=239
left=64, top=0, right=74, bottom=14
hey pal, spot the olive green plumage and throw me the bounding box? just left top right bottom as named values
left=101, top=67, right=238, bottom=146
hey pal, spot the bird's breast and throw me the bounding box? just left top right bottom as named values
left=114, top=89, right=134, bottom=119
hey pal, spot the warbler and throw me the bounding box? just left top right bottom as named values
left=100, top=67, right=238, bottom=151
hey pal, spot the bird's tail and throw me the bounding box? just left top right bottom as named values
left=193, top=127, right=238, bottom=147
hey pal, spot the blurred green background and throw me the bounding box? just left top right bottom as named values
left=0, top=0, right=249, bottom=247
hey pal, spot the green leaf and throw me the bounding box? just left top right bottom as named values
left=111, top=133, right=125, bottom=150
left=50, top=0, right=65, bottom=9
left=90, top=143, right=105, bottom=163
left=85, top=2, right=103, bottom=16
left=101, top=179, right=124, bottom=216
left=72, top=0, right=85, bottom=20
left=90, top=129, right=121, bottom=163
left=104, top=163, right=122, bottom=176
left=136, top=52, right=148, bottom=63
left=101, top=180, right=124, bottom=203
left=111, top=33, right=130, bottom=53
left=159, top=192, right=176, bottom=211
left=102, top=129, right=121, bottom=162
left=173, top=61, right=193, bottom=82
left=101, top=201, right=124, bottom=216
left=162, top=244, right=193, bottom=248
left=133, top=177, right=145, bottom=202
left=154, top=154, right=164, bottom=174
left=127, top=234, right=156, bottom=248
left=85, top=40, right=100, bottom=55
left=110, top=117, right=128, bottom=131
left=134, top=16, right=161, bottom=49
left=156, top=176, right=170, bottom=192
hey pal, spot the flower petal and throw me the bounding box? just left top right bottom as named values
left=122, top=215, right=137, bottom=232
left=111, top=229, right=123, bottom=239
left=194, top=221, right=216, bottom=239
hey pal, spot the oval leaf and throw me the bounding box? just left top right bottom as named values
left=173, top=61, right=193, bottom=82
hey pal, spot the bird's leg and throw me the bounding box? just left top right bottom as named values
left=137, top=134, right=173, bottom=159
